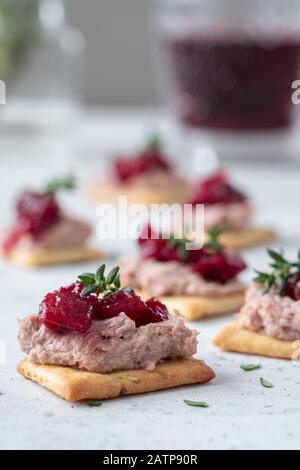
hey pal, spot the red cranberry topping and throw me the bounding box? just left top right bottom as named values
left=145, top=298, right=170, bottom=322
left=281, top=277, right=300, bottom=301
left=187, top=171, right=247, bottom=206
left=92, top=290, right=168, bottom=327
left=37, top=289, right=93, bottom=334
left=2, top=223, right=27, bottom=256
left=138, top=224, right=204, bottom=263
left=113, top=151, right=170, bottom=183
left=16, top=191, right=60, bottom=236
left=138, top=225, right=179, bottom=262
left=138, top=225, right=246, bottom=283
left=192, top=251, right=247, bottom=284
left=37, top=280, right=170, bottom=333
left=3, top=191, right=60, bottom=255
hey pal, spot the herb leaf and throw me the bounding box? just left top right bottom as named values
left=146, top=133, right=162, bottom=153
left=79, top=264, right=129, bottom=299
left=184, top=400, right=209, bottom=408
left=205, top=225, right=226, bottom=252
left=240, top=364, right=261, bottom=372
left=168, top=233, right=192, bottom=261
left=87, top=400, right=103, bottom=407
left=78, top=273, right=96, bottom=286
left=107, top=267, right=120, bottom=285
left=43, top=174, right=76, bottom=195
left=254, top=249, right=300, bottom=297
left=260, top=377, right=274, bottom=389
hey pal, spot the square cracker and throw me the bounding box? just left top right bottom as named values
left=86, top=182, right=188, bottom=206
left=210, top=227, right=277, bottom=250
left=8, top=246, right=102, bottom=267
left=214, top=321, right=297, bottom=360
left=17, top=358, right=215, bottom=402
left=138, top=291, right=245, bottom=321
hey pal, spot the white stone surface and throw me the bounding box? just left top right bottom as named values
left=0, top=110, right=300, bottom=450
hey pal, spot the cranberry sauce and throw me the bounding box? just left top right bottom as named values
left=37, top=281, right=169, bottom=334
left=164, top=31, right=300, bottom=130
left=187, top=171, right=247, bottom=206
left=3, top=191, right=60, bottom=255
left=113, top=146, right=170, bottom=183
left=138, top=225, right=246, bottom=284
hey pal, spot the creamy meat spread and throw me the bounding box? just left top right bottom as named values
left=204, top=202, right=253, bottom=231
left=119, top=256, right=245, bottom=298
left=18, top=313, right=197, bottom=373
left=111, top=169, right=186, bottom=190
left=239, top=284, right=300, bottom=341
left=14, top=216, right=91, bottom=252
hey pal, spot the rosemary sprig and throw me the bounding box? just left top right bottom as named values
left=43, top=175, right=76, bottom=196
left=78, top=264, right=130, bottom=299
left=205, top=225, right=226, bottom=252
left=254, top=248, right=300, bottom=296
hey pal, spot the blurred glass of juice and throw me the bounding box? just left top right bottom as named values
left=154, top=0, right=300, bottom=162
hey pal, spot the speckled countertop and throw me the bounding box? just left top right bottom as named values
left=0, top=110, right=300, bottom=450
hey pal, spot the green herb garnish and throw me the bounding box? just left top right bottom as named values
left=184, top=400, right=209, bottom=408
left=43, top=174, right=76, bottom=196
left=205, top=225, right=226, bottom=252
left=254, top=248, right=300, bottom=296
left=146, top=133, right=162, bottom=153
left=87, top=400, right=103, bottom=407
left=168, top=233, right=192, bottom=261
left=79, top=264, right=130, bottom=299
left=240, top=364, right=262, bottom=372
left=260, top=377, right=274, bottom=389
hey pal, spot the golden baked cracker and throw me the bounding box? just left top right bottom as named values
left=86, top=182, right=188, bottom=206
left=207, top=227, right=277, bottom=250
left=137, top=291, right=245, bottom=321
left=8, top=246, right=103, bottom=267
left=17, top=358, right=215, bottom=402
left=214, top=321, right=297, bottom=360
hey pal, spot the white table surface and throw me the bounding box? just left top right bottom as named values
left=0, top=109, right=300, bottom=450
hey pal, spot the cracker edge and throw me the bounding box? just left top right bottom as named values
left=214, top=321, right=296, bottom=360
left=216, top=227, right=277, bottom=250
left=137, top=290, right=245, bottom=321
left=7, top=246, right=103, bottom=267
left=17, top=358, right=216, bottom=402
left=86, top=182, right=188, bottom=206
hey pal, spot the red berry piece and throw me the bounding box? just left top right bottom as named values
left=37, top=289, right=93, bottom=334
left=188, top=171, right=246, bottom=206
left=16, top=191, right=60, bottom=237
left=138, top=225, right=182, bottom=262
left=281, top=277, right=300, bottom=301
left=193, top=250, right=247, bottom=284
left=92, top=290, right=168, bottom=327
left=114, top=151, right=170, bottom=183
left=3, top=191, right=61, bottom=254
left=145, top=298, right=170, bottom=322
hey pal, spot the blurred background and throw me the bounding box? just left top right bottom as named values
left=1, top=0, right=300, bottom=164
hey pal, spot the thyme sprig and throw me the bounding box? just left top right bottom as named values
left=79, top=265, right=131, bottom=299
left=145, top=133, right=162, bottom=153
left=205, top=225, right=226, bottom=252
left=167, top=225, right=225, bottom=261
left=168, top=233, right=192, bottom=261
left=254, top=248, right=300, bottom=295
left=43, top=175, right=76, bottom=196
